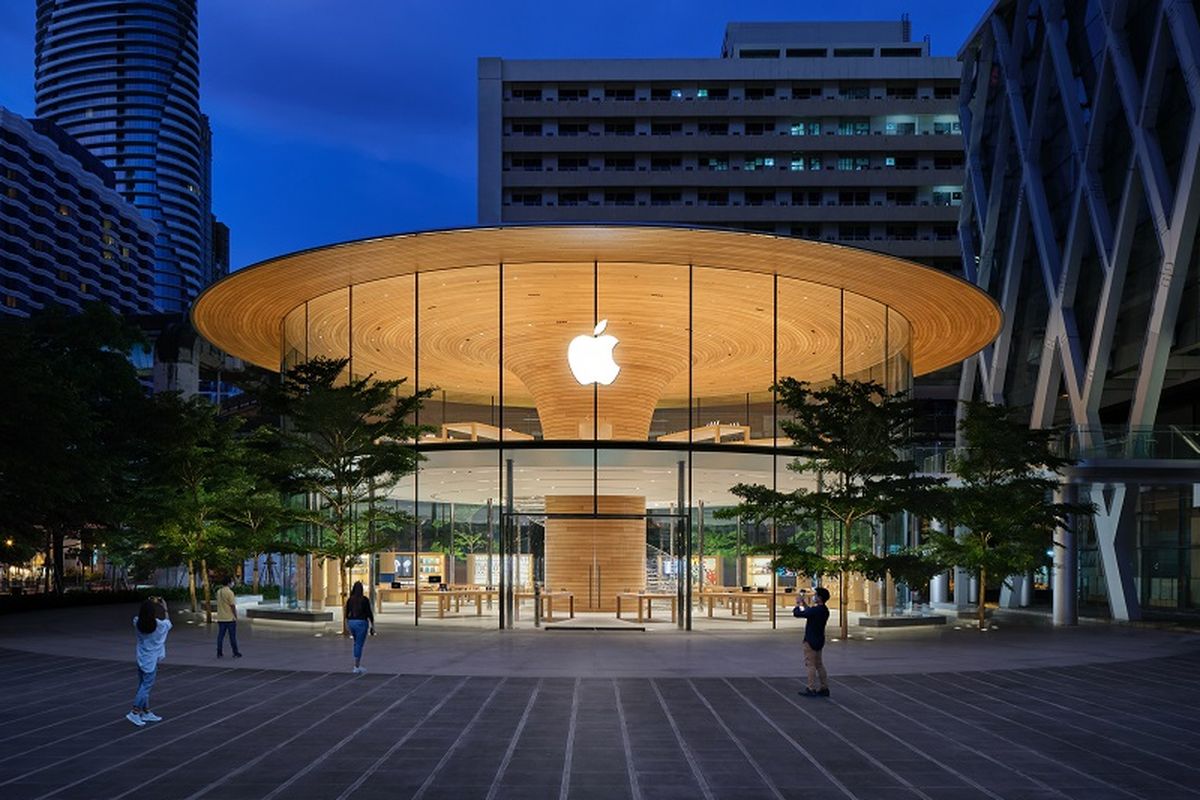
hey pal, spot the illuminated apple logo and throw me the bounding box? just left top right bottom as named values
left=568, top=319, right=620, bottom=385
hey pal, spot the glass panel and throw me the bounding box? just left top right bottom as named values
left=886, top=306, right=913, bottom=394
left=691, top=267, right=774, bottom=445
left=776, top=278, right=842, bottom=440
left=841, top=291, right=888, bottom=383
left=418, top=266, right=501, bottom=442
left=282, top=303, right=306, bottom=370
left=305, top=287, right=350, bottom=375
left=503, top=261, right=593, bottom=440
left=595, top=261, right=689, bottom=442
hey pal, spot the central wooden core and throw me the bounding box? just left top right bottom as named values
left=544, top=495, right=646, bottom=611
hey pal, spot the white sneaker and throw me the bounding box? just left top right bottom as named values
left=140, top=711, right=163, bottom=722
left=352, top=666, right=365, bottom=675
left=126, top=711, right=146, bottom=727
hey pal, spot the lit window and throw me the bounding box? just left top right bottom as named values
left=697, top=88, right=708, bottom=98
left=884, top=156, right=896, bottom=167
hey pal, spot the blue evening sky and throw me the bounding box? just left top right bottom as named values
left=0, top=1, right=985, bottom=271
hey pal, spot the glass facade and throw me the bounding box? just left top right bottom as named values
left=276, top=260, right=913, bottom=630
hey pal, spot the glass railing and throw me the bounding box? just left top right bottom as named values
left=1063, top=426, right=1200, bottom=460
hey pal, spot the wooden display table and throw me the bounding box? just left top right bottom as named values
left=699, top=590, right=777, bottom=622
left=514, top=591, right=575, bottom=621
left=616, top=592, right=678, bottom=623
left=415, top=588, right=502, bottom=619
left=658, top=423, right=750, bottom=444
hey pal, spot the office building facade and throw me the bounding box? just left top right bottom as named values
left=0, top=107, right=155, bottom=317
left=479, top=21, right=964, bottom=273
left=34, top=0, right=219, bottom=312
left=959, top=0, right=1200, bottom=620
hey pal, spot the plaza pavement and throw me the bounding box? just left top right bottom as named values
left=0, top=604, right=1198, bottom=799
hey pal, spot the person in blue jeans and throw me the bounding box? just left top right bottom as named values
left=128, top=596, right=172, bottom=726
left=345, top=581, right=375, bottom=675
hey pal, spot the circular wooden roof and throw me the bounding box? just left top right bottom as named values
left=192, top=226, right=1000, bottom=384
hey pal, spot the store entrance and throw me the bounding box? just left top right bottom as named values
left=499, top=507, right=691, bottom=629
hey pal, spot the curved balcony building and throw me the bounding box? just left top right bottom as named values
left=34, top=0, right=211, bottom=312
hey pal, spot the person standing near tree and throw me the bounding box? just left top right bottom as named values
left=216, top=575, right=242, bottom=658
left=345, top=581, right=374, bottom=675
left=794, top=586, right=831, bottom=697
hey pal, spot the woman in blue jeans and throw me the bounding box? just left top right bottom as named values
left=345, top=581, right=374, bottom=674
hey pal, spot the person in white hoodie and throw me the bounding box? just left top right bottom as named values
left=127, top=596, right=172, bottom=726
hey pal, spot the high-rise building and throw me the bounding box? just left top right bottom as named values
left=479, top=19, right=968, bottom=441
left=34, top=0, right=218, bottom=312
left=0, top=107, right=156, bottom=317
left=959, top=0, right=1200, bottom=621
left=479, top=20, right=963, bottom=271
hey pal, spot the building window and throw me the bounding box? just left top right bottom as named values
left=933, top=85, right=956, bottom=99
left=884, top=119, right=917, bottom=135
left=696, top=87, right=728, bottom=100
left=511, top=192, right=543, bottom=206
left=511, top=87, right=542, bottom=101
left=3, top=295, right=17, bottom=308
left=836, top=155, right=870, bottom=171
left=557, top=87, right=588, bottom=102
left=651, top=121, right=682, bottom=136
left=837, top=223, right=870, bottom=240
left=791, top=190, right=822, bottom=206
left=557, top=123, right=588, bottom=137
left=745, top=121, right=775, bottom=135
left=837, top=118, right=871, bottom=136
left=838, top=85, right=870, bottom=100
left=511, top=122, right=542, bottom=136
left=934, top=154, right=964, bottom=170
left=790, top=121, right=821, bottom=136
left=740, top=49, right=779, bottom=59
left=604, top=156, right=635, bottom=171
left=886, top=189, right=916, bottom=206
left=604, top=120, right=635, bottom=136
left=886, top=224, right=918, bottom=240
left=933, top=119, right=962, bottom=135
left=698, top=190, right=728, bottom=206
left=932, top=188, right=964, bottom=207
left=700, top=156, right=729, bottom=171
left=511, top=156, right=542, bottom=171
left=604, top=87, right=635, bottom=101
left=604, top=190, right=635, bottom=206
left=650, top=87, right=684, bottom=100
left=698, top=121, right=728, bottom=136
left=833, top=48, right=873, bottom=57
left=650, top=190, right=681, bottom=206
left=558, top=191, right=588, bottom=206
left=886, top=85, right=917, bottom=99
left=57, top=204, right=70, bottom=216
left=884, top=156, right=896, bottom=167
left=745, top=86, right=776, bottom=100
left=791, top=85, right=822, bottom=99
left=744, top=190, right=775, bottom=206
left=651, top=156, right=681, bottom=171
left=786, top=48, right=826, bottom=58
left=743, top=156, right=775, bottom=171
left=838, top=190, right=869, bottom=206
left=790, top=154, right=821, bottom=171
left=557, top=156, right=588, bottom=171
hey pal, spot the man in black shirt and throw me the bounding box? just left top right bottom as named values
left=794, top=586, right=831, bottom=697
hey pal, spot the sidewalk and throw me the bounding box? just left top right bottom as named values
left=1, top=602, right=1196, bottom=677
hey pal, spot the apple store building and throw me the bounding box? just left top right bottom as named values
left=193, top=226, right=999, bottom=630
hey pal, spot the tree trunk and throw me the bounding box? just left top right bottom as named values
left=187, top=559, right=198, bottom=612
left=839, top=520, right=850, bottom=640
left=51, top=529, right=65, bottom=596
left=201, top=558, right=212, bottom=624
left=978, top=566, right=987, bottom=631
left=252, top=555, right=261, bottom=594
left=341, top=564, right=350, bottom=636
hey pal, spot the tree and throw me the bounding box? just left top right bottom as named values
left=266, top=357, right=429, bottom=632
left=126, top=393, right=248, bottom=620
left=924, top=401, right=1091, bottom=631
left=0, top=304, right=148, bottom=593
left=724, top=376, right=944, bottom=639
left=219, top=428, right=297, bottom=592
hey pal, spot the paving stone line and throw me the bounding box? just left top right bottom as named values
left=869, top=674, right=1174, bottom=799
left=484, top=678, right=543, bottom=800
left=108, top=673, right=413, bottom=800
left=30, top=671, right=329, bottom=799
left=718, top=677, right=857, bottom=799
left=611, top=679, right=646, bottom=800
left=830, top=676, right=1070, bottom=799
left=270, top=676, right=468, bottom=800
left=558, top=677, right=580, bottom=800
left=681, top=679, right=786, bottom=799
left=914, top=670, right=1200, bottom=776
left=957, top=668, right=1200, bottom=751
left=408, top=678, right=512, bottom=799
left=1009, top=665, right=1200, bottom=733
left=0, top=667, right=282, bottom=771
left=648, top=678, right=719, bottom=800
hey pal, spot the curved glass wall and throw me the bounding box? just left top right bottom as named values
left=278, top=262, right=912, bottom=630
